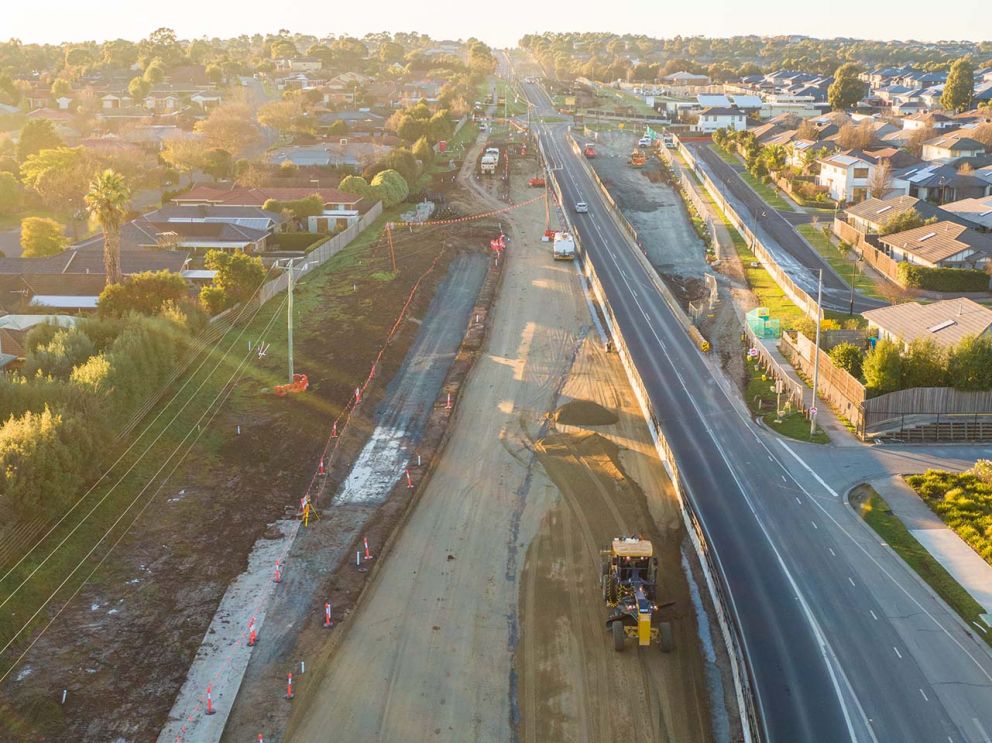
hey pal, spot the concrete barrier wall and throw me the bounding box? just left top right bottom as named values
left=541, top=132, right=757, bottom=742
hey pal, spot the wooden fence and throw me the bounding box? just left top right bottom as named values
left=832, top=217, right=903, bottom=285
left=257, top=201, right=383, bottom=307
left=862, top=387, right=992, bottom=436
left=780, top=331, right=866, bottom=430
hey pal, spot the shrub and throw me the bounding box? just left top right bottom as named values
left=896, top=263, right=989, bottom=292
left=879, top=209, right=936, bottom=235
left=863, top=339, right=903, bottom=395
left=201, top=250, right=267, bottom=314
left=23, top=327, right=96, bottom=380
left=98, top=270, right=190, bottom=317
left=946, top=335, right=992, bottom=390
left=829, top=342, right=864, bottom=379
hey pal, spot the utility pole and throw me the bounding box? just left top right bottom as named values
left=287, top=258, right=295, bottom=384
left=810, top=269, right=823, bottom=438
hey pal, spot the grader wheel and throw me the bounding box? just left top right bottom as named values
left=612, top=620, right=625, bottom=652
left=659, top=621, right=674, bottom=653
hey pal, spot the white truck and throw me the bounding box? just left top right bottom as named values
left=552, top=231, right=576, bottom=261
left=481, top=147, right=500, bottom=174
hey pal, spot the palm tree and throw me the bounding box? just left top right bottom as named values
left=85, top=169, right=131, bottom=285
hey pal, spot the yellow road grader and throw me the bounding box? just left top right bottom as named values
left=602, top=537, right=674, bottom=652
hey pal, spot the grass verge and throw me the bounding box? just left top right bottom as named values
left=852, top=485, right=992, bottom=648
left=904, top=469, right=992, bottom=566
left=797, top=223, right=885, bottom=299
left=738, top=169, right=793, bottom=211
left=744, top=357, right=829, bottom=443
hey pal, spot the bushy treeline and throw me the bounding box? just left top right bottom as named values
left=0, top=304, right=203, bottom=520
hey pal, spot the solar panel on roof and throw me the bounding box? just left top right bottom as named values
left=928, top=319, right=956, bottom=333
left=918, top=232, right=937, bottom=241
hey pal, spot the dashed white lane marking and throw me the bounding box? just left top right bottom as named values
left=869, top=610, right=879, bottom=621
left=848, top=577, right=856, bottom=587
left=828, top=547, right=836, bottom=556
left=975, top=717, right=991, bottom=743
left=893, top=647, right=903, bottom=659
left=919, top=688, right=929, bottom=702
left=811, top=521, right=819, bottom=530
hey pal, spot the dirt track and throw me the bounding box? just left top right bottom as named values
left=519, top=338, right=713, bottom=743
left=287, top=142, right=716, bottom=742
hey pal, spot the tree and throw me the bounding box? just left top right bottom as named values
left=828, top=63, right=864, bottom=111
left=879, top=209, right=937, bottom=236
left=85, top=170, right=131, bottom=286
left=863, top=339, right=903, bottom=395
left=370, top=168, right=409, bottom=206
left=201, top=250, right=266, bottom=314
left=379, top=41, right=404, bottom=64
left=829, top=342, right=864, bottom=379
left=412, top=135, right=433, bottom=165
left=128, top=76, right=150, bottom=100
left=201, top=149, right=234, bottom=180
left=902, top=338, right=948, bottom=388
left=868, top=159, right=892, bottom=199
left=205, top=64, right=224, bottom=85
left=837, top=120, right=874, bottom=150
left=98, top=270, right=189, bottom=316
left=338, top=174, right=372, bottom=198
left=428, top=110, right=453, bottom=143
left=906, top=124, right=936, bottom=158
left=367, top=148, right=419, bottom=188
left=51, top=78, right=71, bottom=98
left=20, top=146, right=93, bottom=214
left=947, top=335, right=992, bottom=390
left=194, top=103, right=261, bottom=158
left=257, top=98, right=307, bottom=137
left=261, top=194, right=324, bottom=221
left=328, top=119, right=349, bottom=136
left=395, top=114, right=428, bottom=143
left=970, top=123, right=992, bottom=149
left=160, top=136, right=210, bottom=173
left=21, top=217, right=68, bottom=257
left=0, top=172, right=22, bottom=215
left=941, top=57, right=975, bottom=113
left=17, top=119, right=63, bottom=163
left=143, top=60, right=165, bottom=84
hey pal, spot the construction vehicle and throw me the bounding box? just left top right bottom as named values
left=481, top=152, right=498, bottom=174
left=628, top=151, right=646, bottom=168
left=602, top=537, right=674, bottom=652
left=552, top=231, right=576, bottom=261
left=528, top=176, right=546, bottom=187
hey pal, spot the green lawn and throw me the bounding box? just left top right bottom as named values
left=738, top=169, right=793, bottom=211
left=796, top=223, right=885, bottom=300
left=744, top=357, right=829, bottom=443
left=711, top=143, right=740, bottom=166
left=853, top=485, right=992, bottom=649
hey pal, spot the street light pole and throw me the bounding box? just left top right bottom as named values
left=287, top=258, right=295, bottom=384
left=810, top=269, right=823, bottom=438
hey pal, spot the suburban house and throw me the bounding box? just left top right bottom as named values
left=843, top=195, right=951, bottom=235
left=901, top=112, right=958, bottom=131
left=693, top=107, right=746, bottom=133
left=877, top=220, right=992, bottom=269
left=921, top=132, right=987, bottom=162
left=663, top=71, right=710, bottom=86
left=270, top=141, right=391, bottom=168
left=817, top=153, right=874, bottom=203
left=904, top=163, right=992, bottom=204
left=940, top=195, right=992, bottom=232
left=173, top=186, right=365, bottom=212
left=143, top=205, right=290, bottom=234
left=275, top=57, right=323, bottom=72
left=862, top=298, right=992, bottom=352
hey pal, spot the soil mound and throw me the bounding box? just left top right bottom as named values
left=555, top=399, right=619, bottom=427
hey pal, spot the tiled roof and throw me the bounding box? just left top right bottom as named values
left=863, top=298, right=992, bottom=349
left=879, top=220, right=992, bottom=264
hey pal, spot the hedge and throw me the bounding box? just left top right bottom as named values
left=271, top=232, right=326, bottom=251
left=897, top=262, right=990, bottom=292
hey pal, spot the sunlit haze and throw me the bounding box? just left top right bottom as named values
left=8, top=0, right=992, bottom=45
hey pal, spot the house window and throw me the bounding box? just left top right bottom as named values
left=853, top=167, right=869, bottom=179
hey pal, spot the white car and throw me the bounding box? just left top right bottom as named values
left=574, top=201, right=589, bottom=214
left=638, top=136, right=653, bottom=147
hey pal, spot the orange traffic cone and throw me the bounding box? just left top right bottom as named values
left=206, top=684, right=216, bottom=715
left=273, top=561, right=282, bottom=584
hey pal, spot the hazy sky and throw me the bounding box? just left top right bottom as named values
left=7, top=0, right=992, bottom=47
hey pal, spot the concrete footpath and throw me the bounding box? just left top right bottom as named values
left=872, top=475, right=992, bottom=614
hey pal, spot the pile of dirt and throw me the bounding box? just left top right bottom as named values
left=555, top=399, right=619, bottom=427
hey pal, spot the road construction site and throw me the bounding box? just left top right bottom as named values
left=286, top=140, right=719, bottom=742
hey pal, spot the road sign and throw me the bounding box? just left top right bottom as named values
left=809, top=407, right=818, bottom=416
left=748, top=347, right=759, bottom=358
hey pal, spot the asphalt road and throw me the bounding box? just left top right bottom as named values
left=518, top=74, right=992, bottom=743
left=687, top=142, right=886, bottom=313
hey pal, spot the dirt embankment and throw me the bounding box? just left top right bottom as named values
left=0, top=184, right=496, bottom=742
left=515, top=337, right=718, bottom=743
